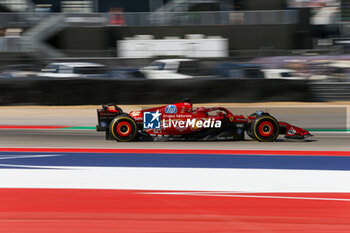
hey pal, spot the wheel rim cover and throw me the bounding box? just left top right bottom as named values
left=258, top=121, right=274, bottom=137
left=117, top=122, right=132, bottom=136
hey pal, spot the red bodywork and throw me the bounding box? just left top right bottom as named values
left=98, top=102, right=310, bottom=138
left=97, top=101, right=311, bottom=140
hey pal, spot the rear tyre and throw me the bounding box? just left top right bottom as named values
left=251, top=116, right=279, bottom=142
left=109, top=114, right=138, bottom=142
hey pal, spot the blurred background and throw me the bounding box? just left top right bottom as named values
left=0, top=0, right=349, bottom=104
left=0, top=3, right=350, bottom=232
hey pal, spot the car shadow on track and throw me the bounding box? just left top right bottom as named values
left=275, top=138, right=317, bottom=143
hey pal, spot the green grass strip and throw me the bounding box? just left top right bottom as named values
left=306, top=129, right=350, bottom=132
left=61, top=126, right=96, bottom=130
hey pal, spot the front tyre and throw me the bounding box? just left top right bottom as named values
left=251, top=116, right=279, bottom=142
left=109, top=114, right=138, bottom=142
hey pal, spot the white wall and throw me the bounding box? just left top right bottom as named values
left=117, top=37, right=228, bottom=58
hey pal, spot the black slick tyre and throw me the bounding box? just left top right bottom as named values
left=109, top=114, right=138, bottom=142
left=251, top=115, right=279, bottom=142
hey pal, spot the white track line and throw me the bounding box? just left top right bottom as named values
left=0, top=167, right=348, bottom=192
left=0, top=154, right=65, bottom=160
left=140, top=191, right=350, bottom=202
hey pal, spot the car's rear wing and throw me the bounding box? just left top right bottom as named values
left=96, top=103, right=123, bottom=131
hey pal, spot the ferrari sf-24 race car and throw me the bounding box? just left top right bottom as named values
left=96, top=99, right=312, bottom=142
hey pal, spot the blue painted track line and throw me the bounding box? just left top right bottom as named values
left=0, top=152, right=349, bottom=171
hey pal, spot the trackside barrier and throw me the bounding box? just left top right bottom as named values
left=310, top=82, right=350, bottom=101
left=0, top=78, right=312, bottom=105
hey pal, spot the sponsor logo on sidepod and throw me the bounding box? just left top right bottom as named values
left=143, top=110, right=161, bottom=129
left=165, top=105, right=177, bottom=114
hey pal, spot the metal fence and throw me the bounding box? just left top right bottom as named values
left=0, top=10, right=299, bottom=28
left=127, top=10, right=299, bottom=26
left=0, top=36, right=21, bottom=51
left=0, top=12, right=108, bottom=28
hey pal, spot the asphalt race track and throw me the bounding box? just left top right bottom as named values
left=0, top=105, right=349, bottom=233
left=0, top=103, right=348, bottom=150
left=0, top=128, right=348, bottom=151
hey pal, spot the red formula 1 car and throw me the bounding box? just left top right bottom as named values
left=96, top=99, right=312, bottom=142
